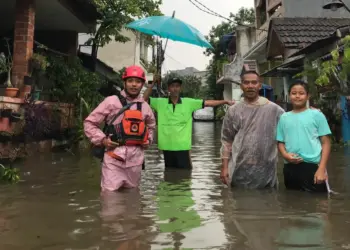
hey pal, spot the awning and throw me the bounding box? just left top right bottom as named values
left=291, top=25, right=350, bottom=58
left=261, top=55, right=305, bottom=77
left=219, top=32, right=235, bottom=54
left=243, top=38, right=267, bottom=60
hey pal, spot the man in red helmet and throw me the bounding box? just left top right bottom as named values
left=84, top=65, right=156, bottom=192
left=143, top=77, right=234, bottom=169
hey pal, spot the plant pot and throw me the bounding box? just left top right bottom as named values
left=5, top=88, right=19, bottom=98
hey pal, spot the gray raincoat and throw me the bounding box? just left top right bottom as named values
left=220, top=97, right=285, bottom=189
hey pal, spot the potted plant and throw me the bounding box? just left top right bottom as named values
left=24, top=53, right=48, bottom=100
left=0, top=53, right=9, bottom=95
left=0, top=38, right=18, bottom=97
left=0, top=39, right=19, bottom=97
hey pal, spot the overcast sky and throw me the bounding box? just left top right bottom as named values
left=160, top=0, right=253, bottom=73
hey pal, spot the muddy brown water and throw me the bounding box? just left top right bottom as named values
left=0, top=122, right=350, bottom=250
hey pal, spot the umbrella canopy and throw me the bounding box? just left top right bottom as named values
left=126, top=15, right=213, bottom=49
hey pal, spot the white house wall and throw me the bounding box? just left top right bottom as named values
left=236, top=26, right=256, bottom=56
left=97, top=29, right=142, bottom=72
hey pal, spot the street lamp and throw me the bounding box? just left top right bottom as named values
left=323, top=0, right=350, bottom=13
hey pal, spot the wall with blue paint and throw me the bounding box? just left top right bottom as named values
left=341, top=96, right=350, bottom=143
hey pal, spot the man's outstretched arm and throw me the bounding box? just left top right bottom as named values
left=204, top=100, right=234, bottom=107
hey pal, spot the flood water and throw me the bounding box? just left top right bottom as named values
left=1, top=122, right=350, bottom=249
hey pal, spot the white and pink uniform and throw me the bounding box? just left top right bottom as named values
left=84, top=90, right=156, bottom=191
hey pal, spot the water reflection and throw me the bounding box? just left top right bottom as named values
left=154, top=169, right=200, bottom=249
left=221, top=189, right=282, bottom=250
left=100, top=190, right=154, bottom=249
left=221, top=188, right=338, bottom=250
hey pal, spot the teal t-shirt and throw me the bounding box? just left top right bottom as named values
left=150, top=97, right=204, bottom=151
left=276, top=109, right=331, bottom=164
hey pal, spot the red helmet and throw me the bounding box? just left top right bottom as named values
left=122, top=65, right=146, bottom=81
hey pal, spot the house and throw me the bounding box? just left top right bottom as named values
left=218, top=0, right=350, bottom=103
left=258, top=0, right=350, bottom=99
left=217, top=3, right=284, bottom=101
left=79, top=29, right=155, bottom=84
left=0, top=0, right=99, bottom=89
left=263, top=17, right=350, bottom=77
left=0, top=0, right=100, bottom=156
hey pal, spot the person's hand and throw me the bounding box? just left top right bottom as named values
left=102, top=137, right=119, bottom=149
left=226, top=100, right=235, bottom=106
left=142, top=140, right=150, bottom=149
left=314, top=168, right=327, bottom=184
left=284, top=153, right=303, bottom=164
left=220, top=166, right=229, bottom=185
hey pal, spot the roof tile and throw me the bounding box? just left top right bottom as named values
left=271, top=17, right=350, bottom=48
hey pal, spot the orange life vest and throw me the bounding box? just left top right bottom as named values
left=111, top=102, right=148, bottom=146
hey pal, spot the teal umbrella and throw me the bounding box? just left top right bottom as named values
left=126, top=14, right=213, bottom=49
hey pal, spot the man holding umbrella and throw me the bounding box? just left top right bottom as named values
left=143, top=77, right=234, bottom=169
left=127, top=13, right=233, bottom=168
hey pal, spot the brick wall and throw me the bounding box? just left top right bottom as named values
left=12, top=0, right=35, bottom=90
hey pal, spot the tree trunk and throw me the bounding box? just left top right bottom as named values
left=91, top=28, right=101, bottom=72
left=91, top=42, right=98, bottom=72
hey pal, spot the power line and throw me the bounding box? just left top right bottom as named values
left=192, top=0, right=231, bottom=21
left=188, top=0, right=268, bottom=32
left=189, top=0, right=231, bottom=22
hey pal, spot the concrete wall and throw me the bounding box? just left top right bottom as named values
left=79, top=29, right=153, bottom=81
left=223, top=83, right=233, bottom=100
left=97, top=29, right=141, bottom=71
left=236, top=26, right=256, bottom=56
left=283, top=0, right=350, bottom=18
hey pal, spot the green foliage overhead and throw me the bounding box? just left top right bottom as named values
left=89, top=0, right=163, bottom=52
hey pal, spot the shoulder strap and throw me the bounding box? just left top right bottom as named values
left=108, top=102, right=136, bottom=125
left=137, top=102, right=142, bottom=111
left=115, top=91, right=127, bottom=106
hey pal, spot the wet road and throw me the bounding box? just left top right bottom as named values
left=1, top=121, right=350, bottom=249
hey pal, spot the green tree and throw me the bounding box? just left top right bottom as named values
left=89, top=0, right=163, bottom=61
left=163, top=72, right=204, bottom=98
left=204, top=7, right=255, bottom=99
